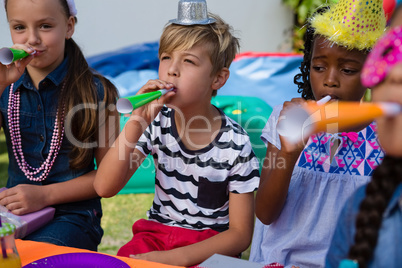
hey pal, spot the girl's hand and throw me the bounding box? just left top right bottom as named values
left=278, top=98, right=309, bottom=155
left=129, top=79, right=176, bottom=127
left=0, top=184, right=48, bottom=215
left=0, top=44, right=34, bottom=91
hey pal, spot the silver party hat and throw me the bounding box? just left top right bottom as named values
left=169, top=0, right=216, bottom=25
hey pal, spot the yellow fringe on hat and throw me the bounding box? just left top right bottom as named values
left=310, top=1, right=386, bottom=51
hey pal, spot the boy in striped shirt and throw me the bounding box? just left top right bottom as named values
left=95, top=12, right=260, bottom=267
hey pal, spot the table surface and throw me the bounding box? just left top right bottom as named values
left=16, top=239, right=185, bottom=268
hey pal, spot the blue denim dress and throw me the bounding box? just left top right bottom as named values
left=0, top=58, right=104, bottom=251
left=326, top=183, right=402, bottom=267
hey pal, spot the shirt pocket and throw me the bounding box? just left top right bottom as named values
left=18, top=112, right=32, bottom=129
left=0, top=107, right=32, bottom=129
left=197, top=176, right=229, bottom=209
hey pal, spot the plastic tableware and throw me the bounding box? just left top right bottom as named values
left=22, top=252, right=130, bottom=268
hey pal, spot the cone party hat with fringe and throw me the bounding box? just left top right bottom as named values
left=310, top=0, right=387, bottom=51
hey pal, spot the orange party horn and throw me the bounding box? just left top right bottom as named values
left=277, top=101, right=402, bottom=143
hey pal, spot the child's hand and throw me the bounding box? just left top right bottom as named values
left=278, top=98, right=308, bottom=155
left=129, top=79, right=176, bottom=126
left=0, top=184, right=47, bottom=215
left=129, top=251, right=174, bottom=266
left=0, top=44, right=34, bottom=91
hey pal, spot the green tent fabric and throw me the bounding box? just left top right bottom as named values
left=118, top=95, right=272, bottom=194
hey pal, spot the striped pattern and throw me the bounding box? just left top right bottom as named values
left=136, top=107, right=260, bottom=232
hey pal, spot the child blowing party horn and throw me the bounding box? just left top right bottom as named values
left=0, top=47, right=35, bottom=65
left=116, top=88, right=175, bottom=114
left=277, top=101, right=402, bottom=144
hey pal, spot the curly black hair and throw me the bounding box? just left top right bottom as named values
left=347, top=155, right=402, bottom=268
left=294, top=6, right=330, bottom=100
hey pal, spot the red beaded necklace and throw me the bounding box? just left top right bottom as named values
left=7, top=83, right=66, bottom=181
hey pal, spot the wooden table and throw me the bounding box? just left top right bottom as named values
left=16, top=239, right=184, bottom=268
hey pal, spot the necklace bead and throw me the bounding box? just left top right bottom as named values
left=8, top=83, right=66, bottom=181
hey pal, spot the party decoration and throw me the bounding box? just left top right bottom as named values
left=169, top=0, right=216, bottom=25
left=116, top=88, right=173, bottom=114
left=310, top=0, right=387, bottom=51
left=0, top=48, right=34, bottom=65
left=277, top=101, right=402, bottom=144
left=361, top=25, right=402, bottom=87
left=383, top=0, right=396, bottom=21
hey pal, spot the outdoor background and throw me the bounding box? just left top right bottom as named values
left=0, top=0, right=296, bottom=259
left=0, top=0, right=365, bottom=262
left=0, top=0, right=294, bottom=56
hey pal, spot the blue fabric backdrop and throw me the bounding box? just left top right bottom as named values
left=87, top=42, right=303, bottom=108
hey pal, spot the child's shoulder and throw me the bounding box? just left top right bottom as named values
left=219, top=109, right=249, bottom=137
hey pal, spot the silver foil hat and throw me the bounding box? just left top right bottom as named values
left=169, top=0, right=216, bottom=25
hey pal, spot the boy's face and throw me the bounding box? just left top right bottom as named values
left=309, top=36, right=367, bottom=102
left=158, top=43, right=218, bottom=110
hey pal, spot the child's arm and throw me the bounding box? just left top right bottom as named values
left=0, top=45, right=35, bottom=128
left=255, top=141, right=301, bottom=225
left=255, top=98, right=307, bottom=225
left=0, top=108, right=121, bottom=215
left=94, top=79, right=176, bottom=197
left=131, top=191, right=255, bottom=267
left=94, top=120, right=148, bottom=197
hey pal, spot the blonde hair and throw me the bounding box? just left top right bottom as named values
left=159, top=13, right=239, bottom=96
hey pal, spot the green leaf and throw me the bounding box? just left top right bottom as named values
left=283, top=0, right=300, bottom=10
left=297, top=4, right=309, bottom=24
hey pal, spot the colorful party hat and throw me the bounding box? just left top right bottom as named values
left=310, top=0, right=387, bottom=51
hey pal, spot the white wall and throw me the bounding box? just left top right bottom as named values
left=0, top=0, right=294, bottom=57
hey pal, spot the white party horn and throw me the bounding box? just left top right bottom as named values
left=316, top=95, right=331, bottom=105
left=277, top=95, right=331, bottom=143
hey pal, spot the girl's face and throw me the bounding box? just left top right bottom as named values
left=371, top=8, right=402, bottom=157
left=6, top=0, right=75, bottom=74
left=309, top=36, right=367, bottom=102
left=158, top=43, right=221, bottom=112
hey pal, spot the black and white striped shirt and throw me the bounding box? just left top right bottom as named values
left=136, top=106, right=260, bottom=232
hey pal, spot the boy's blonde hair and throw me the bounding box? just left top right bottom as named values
left=159, top=13, right=240, bottom=96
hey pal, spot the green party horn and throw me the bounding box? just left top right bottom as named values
left=116, top=88, right=174, bottom=114
left=0, top=47, right=33, bottom=65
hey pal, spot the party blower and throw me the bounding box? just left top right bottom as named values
left=277, top=101, right=402, bottom=144
left=0, top=47, right=35, bottom=65
left=116, top=88, right=174, bottom=114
